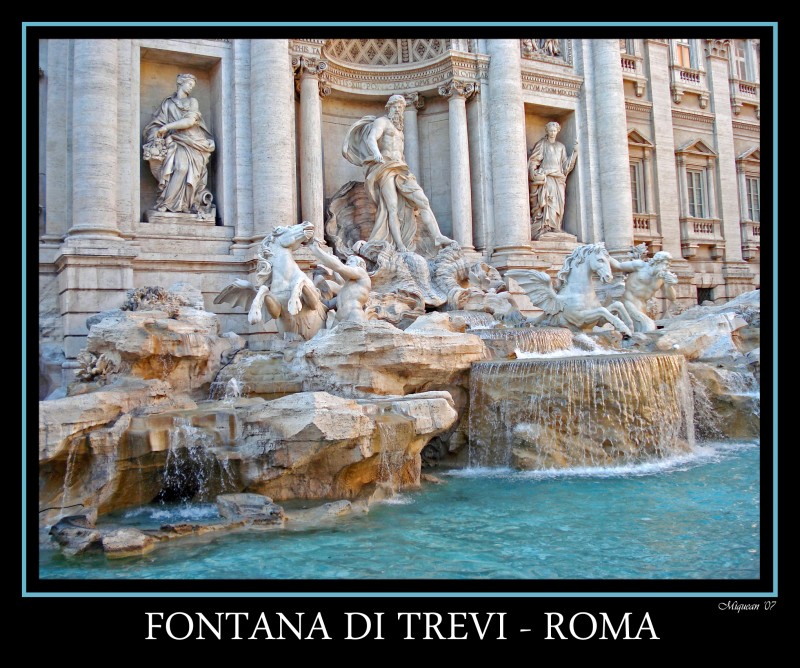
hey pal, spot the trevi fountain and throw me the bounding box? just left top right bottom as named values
left=35, top=38, right=763, bottom=581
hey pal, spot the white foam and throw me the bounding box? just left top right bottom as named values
left=514, top=347, right=627, bottom=359
left=448, top=441, right=758, bottom=481
left=122, top=504, right=220, bottom=522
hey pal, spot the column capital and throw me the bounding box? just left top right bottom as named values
left=403, top=92, right=425, bottom=110
left=438, top=79, right=478, bottom=101
left=704, top=39, right=731, bottom=60
left=292, top=55, right=328, bottom=78
left=293, top=56, right=330, bottom=97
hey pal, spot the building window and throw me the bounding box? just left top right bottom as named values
left=620, top=38, right=635, bottom=55
left=675, top=39, right=695, bottom=68
left=746, top=177, right=760, bottom=222
left=687, top=169, right=706, bottom=218
left=697, top=287, right=714, bottom=305
left=731, top=39, right=758, bottom=82
left=630, top=162, right=645, bottom=213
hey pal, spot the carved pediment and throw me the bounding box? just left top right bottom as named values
left=675, top=138, right=718, bottom=157
left=627, top=129, right=654, bottom=147
left=737, top=145, right=760, bottom=163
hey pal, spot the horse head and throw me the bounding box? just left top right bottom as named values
left=557, top=242, right=613, bottom=287
left=265, top=221, right=315, bottom=251
left=587, top=243, right=614, bottom=284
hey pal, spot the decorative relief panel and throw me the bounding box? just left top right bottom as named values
left=323, top=38, right=452, bottom=66
left=520, top=38, right=572, bottom=66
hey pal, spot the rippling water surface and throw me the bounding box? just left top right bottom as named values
left=39, top=441, right=760, bottom=580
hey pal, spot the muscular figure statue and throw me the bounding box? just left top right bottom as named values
left=309, top=239, right=371, bottom=324
left=342, top=94, right=453, bottom=254
left=611, top=251, right=678, bottom=333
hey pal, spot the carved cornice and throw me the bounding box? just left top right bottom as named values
left=438, top=79, right=478, bottom=101
left=732, top=119, right=760, bottom=134
left=671, top=109, right=716, bottom=125
left=625, top=100, right=653, bottom=113
left=320, top=52, right=488, bottom=95
left=403, top=92, right=425, bottom=110
left=290, top=39, right=325, bottom=59
left=519, top=67, right=583, bottom=98
left=704, top=39, right=731, bottom=59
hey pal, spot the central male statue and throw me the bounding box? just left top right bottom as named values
left=342, top=94, right=453, bottom=254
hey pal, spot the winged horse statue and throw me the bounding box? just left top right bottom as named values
left=214, top=221, right=327, bottom=340
left=506, top=243, right=633, bottom=336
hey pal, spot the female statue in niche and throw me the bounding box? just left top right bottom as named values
left=143, top=73, right=216, bottom=216
left=528, top=121, right=578, bottom=239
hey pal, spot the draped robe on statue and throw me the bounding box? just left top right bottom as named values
left=342, top=115, right=429, bottom=253
left=143, top=96, right=216, bottom=213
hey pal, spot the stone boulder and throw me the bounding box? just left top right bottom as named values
left=689, top=361, right=760, bottom=440
left=81, top=283, right=243, bottom=397
left=102, top=528, right=156, bottom=559
left=216, top=493, right=285, bottom=525
left=296, top=319, right=487, bottom=396
left=654, top=289, right=760, bottom=361
left=234, top=391, right=457, bottom=500
left=49, top=509, right=101, bottom=556
left=38, top=379, right=197, bottom=525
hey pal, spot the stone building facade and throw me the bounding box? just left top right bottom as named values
left=37, top=37, right=762, bottom=365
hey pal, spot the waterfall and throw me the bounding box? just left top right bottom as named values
left=374, top=411, right=416, bottom=495
left=476, top=326, right=573, bottom=358
left=157, top=417, right=237, bottom=503
left=469, top=353, right=695, bottom=469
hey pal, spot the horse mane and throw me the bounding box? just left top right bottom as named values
left=557, top=243, right=607, bottom=286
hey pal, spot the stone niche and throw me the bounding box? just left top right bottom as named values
left=139, top=49, right=223, bottom=225
left=524, top=106, right=580, bottom=239
left=320, top=93, right=454, bottom=240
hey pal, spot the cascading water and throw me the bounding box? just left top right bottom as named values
left=157, top=417, right=237, bottom=503
left=469, top=353, right=695, bottom=469
left=475, top=326, right=574, bottom=358
left=374, top=410, right=416, bottom=495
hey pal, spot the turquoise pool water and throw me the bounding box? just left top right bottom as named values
left=39, top=441, right=760, bottom=580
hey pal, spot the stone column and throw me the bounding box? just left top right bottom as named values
left=486, top=39, right=533, bottom=270
left=403, top=93, right=423, bottom=180
left=736, top=162, right=748, bottom=221
left=59, top=40, right=137, bottom=360
left=294, top=55, right=327, bottom=240
left=439, top=80, right=476, bottom=252
left=251, top=40, right=296, bottom=238
left=43, top=39, right=71, bottom=245
left=68, top=39, right=120, bottom=239
left=676, top=155, right=690, bottom=218
left=705, top=157, right=718, bottom=219
left=231, top=39, right=254, bottom=249
left=591, top=39, right=633, bottom=253
left=643, top=151, right=655, bottom=213
left=467, top=84, right=493, bottom=254
left=704, top=39, right=743, bottom=262
left=644, top=40, right=683, bottom=258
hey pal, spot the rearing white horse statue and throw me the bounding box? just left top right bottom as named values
left=506, top=243, right=633, bottom=336
left=214, top=221, right=328, bottom=340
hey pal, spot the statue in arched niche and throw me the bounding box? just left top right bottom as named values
left=143, top=73, right=216, bottom=220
